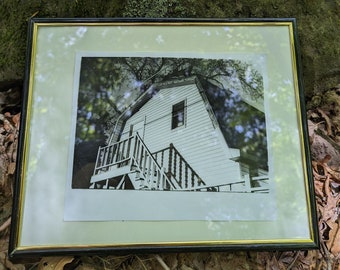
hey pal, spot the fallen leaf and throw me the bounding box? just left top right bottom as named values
left=38, top=257, right=74, bottom=270
left=7, top=162, right=16, bottom=174
left=317, top=108, right=333, bottom=136
left=12, top=113, right=20, bottom=128
left=323, top=192, right=340, bottom=222
left=329, top=220, right=340, bottom=256
left=0, top=251, right=25, bottom=270
left=0, top=217, right=11, bottom=232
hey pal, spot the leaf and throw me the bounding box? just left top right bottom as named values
left=317, top=108, right=333, bottom=136
left=330, top=232, right=340, bottom=256
left=7, top=162, right=16, bottom=174
left=38, top=257, right=74, bottom=270
left=0, top=251, right=25, bottom=270
left=3, top=120, right=12, bottom=132
left=328, top=219, right=340, bottom=256
left=12, top=113, right=20, bottom=128
left=0, top=217, right=11, bottom=233
left=323, top=192, right=340, bottom=222
left=299, top=250, right=318, bottom=269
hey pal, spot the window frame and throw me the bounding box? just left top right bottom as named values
left=171, top=100, right=186, bottom=130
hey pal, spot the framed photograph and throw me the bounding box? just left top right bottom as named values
left=9, top=18, right=318, bottom=258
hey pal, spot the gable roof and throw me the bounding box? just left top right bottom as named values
left=110, top=76, right=268, bottom=169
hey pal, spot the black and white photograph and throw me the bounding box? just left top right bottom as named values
left=71, top=57, right=269, bottom=195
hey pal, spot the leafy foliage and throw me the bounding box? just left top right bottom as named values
left=122, top=0, right=198, bottom=17
left=76, top=57, right=264, bottom=144
left=203, top=80, right=268, bottom=169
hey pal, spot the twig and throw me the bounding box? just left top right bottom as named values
left=329, top=216, right=340, bottom=254
left=135, top=255, right=148, bottom=270
left=323, top=164, right=340, bottom=183
left=317, top=108, right=333, bottom=136
left=320, top=242, right=334, bottom=270
left=0, top=217, right=11, bottom=232
left=324, top=174, right=331, bottom=198
left=28, top=262, right=40, bottom=270
left=286, top=251, right=299, bottom=270
left=154, top=254, right=170, bottom=270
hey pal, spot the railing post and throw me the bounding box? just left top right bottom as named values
left=179, top=157, right=183, bottom=187
left=147, top=155, right=152, bottom=188
left=244, top=174, right=252, bottom=192
left=185, top=166, right=188, bottom=188
left=159, top=168, right=164, bottom=190
left=161, top=151, right=164, bottom=167
left=121, top=140, right=126, bottom=161
left=102, top=147, right=108, bottom=169
left=114, top=141, right=120, bottom=163
left=127, top=136, right=133, bottom=166
left=94, top=146, right=102, bottom=174
left=173, top=150, right=177, bottom=179
left=168, top=144, right=173, bottom=179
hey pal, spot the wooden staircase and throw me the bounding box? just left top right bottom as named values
left=90, top=133, right=269, bottom=193
left=152, top=144, right=207, bottom=191
left=90, top=133, right=181, bottom=190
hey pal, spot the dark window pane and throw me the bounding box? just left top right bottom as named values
left=172, top=100, right=185, bottom=129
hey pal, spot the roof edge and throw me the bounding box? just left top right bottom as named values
left=154, top=76, right=199, bottom=89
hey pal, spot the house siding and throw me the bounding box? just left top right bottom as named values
left=120, top=82, right=242, bottom=187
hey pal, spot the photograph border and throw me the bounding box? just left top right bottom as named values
left=65, top=53, right=274, bottom=222
left=9, top=17, right=319, bottom=259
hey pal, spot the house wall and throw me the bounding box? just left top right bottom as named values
left=120, top=82, right=242, bottom=186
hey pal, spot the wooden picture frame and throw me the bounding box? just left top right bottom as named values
left=9, top=18, right=319, bottom=259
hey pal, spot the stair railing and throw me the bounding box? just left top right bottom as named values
left=132, top=133, right=178, bottom=190
left=153, top=143, right=206, bottom=190
left=93, top=133, right=178, bottom=191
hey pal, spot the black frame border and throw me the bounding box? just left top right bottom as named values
left=9, top=17, right=319, bottom=261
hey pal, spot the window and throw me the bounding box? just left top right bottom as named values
left=171, top=100, right=185, bottom=129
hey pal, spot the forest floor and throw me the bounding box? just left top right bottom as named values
left=0, top=83, right=340, bottom=269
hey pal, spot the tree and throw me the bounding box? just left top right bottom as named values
left=75, top=56, right=264, bottom=144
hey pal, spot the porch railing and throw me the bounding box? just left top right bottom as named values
left=92, top=134, right=269, bottom=193
left=92, top=133, right=179, bottom=190
left=152, top=143, right=206, bottom=190
left=93, top=135, right=134, bottom=175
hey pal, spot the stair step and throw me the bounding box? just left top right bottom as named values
left=90, top=166, right=131, bottom=183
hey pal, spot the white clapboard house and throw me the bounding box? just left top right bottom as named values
left=89, top=76, right=269, bottom=192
